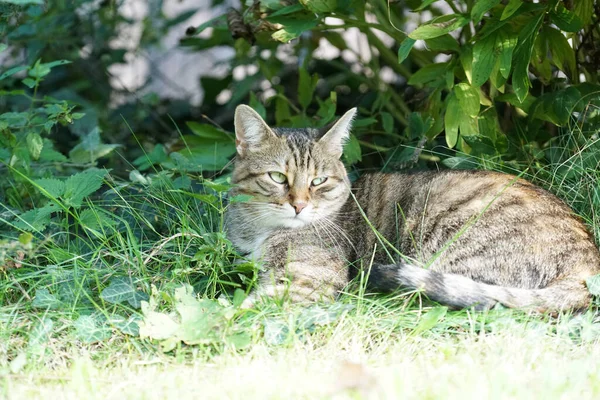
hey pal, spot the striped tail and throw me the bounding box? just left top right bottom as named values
left=367, top=263, right=592, bottom=312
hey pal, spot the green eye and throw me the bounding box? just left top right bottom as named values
left=311, top=177, right=328, bottom=186
left=268, top=171, right=287, bottom=184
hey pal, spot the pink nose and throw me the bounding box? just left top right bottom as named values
left=293, top=202, right=307, bottom=215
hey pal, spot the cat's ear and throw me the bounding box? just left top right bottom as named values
left=319, top=108, right=357, bottom=158
left=234, top=105, right=276, bottom=156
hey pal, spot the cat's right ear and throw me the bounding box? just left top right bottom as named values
left=234, top=105, right=275, bottom=157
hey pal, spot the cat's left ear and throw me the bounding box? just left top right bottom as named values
left=318, top=108, right=357, bottom=158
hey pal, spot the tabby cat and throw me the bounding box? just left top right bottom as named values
left=225, top=105, right=600, bottom=312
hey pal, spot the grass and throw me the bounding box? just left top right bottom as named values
left=1, top=127, right=600, bottom=399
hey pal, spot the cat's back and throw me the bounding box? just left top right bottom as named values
left=346, top=169, right=600, bottom=286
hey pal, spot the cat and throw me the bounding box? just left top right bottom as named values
left=224, top=105, right=600, bottom=312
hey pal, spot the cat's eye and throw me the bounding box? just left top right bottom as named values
left=268, top=171, right=287, bottom=184
left=311, top=177, right=328, bottom=186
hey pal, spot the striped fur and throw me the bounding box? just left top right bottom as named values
left=225, top=105, right=600, bottom=312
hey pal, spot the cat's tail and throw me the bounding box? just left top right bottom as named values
left=367, top=263, right=592, bottom=312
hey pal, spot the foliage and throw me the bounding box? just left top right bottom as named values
left=1, top=0, right=600, bottom=356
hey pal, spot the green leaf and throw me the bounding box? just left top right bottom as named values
left=412, top=306, right=447, bottom=335
left=462, top=135, right=496, bottom=155
left=550, top=5, right=584, bottom=32
left=471, top=0, right=501, bottom=23
left=472, top=33, right=497, bottom=87
left=381, top=112, right=394, bottom=134
left=409, top=14, right=470, bottom=40
left=1, top=0, right=43, bottom=4
left=414, top=0, right=439, bottom=11
left=186, top=122, right=233, bottom=141
left=544, top=27, right=576, bottom=78
left=398, top=37, right=416, bottom=63
left=14, top=203, right=60, bottom=231
left=0, top=65, right=28, bottom=81
left=587, top=274, right=600, bottom=296
left=271, top=17, right=319, bottom=42
left=21, top=77, right=36, bottom=88
left=109, top=315, right=141, bottom=336
left=69, top=128, right=120, bottom=164
left=424, top=34, right=460, bottom=52
left=407, top=63, right=449, bottom=87
left=226, top=333, right=252, bottom=350
left=101, top=277, right=148, bottom=308
left=35, top=178, right=66, bottom=198
left=500, top=0, right=522, bottom=21
left=32, top=289, right=63, bottom=310
left=63, top=168, right=108, bottom=208
left=133, top=144, right=168, bottom=171
left=26, top=132, right=43, bottom=160
left=28, top=316, right=53, bottom=352
left=574, top=0, right=594, bottom=26
left=454, top=83, right=480, bottom=117
left=343, top=134, right=362, bottom=164
left=298, top=67, right=319, bottom=109
left=444, top=95, right=460, bottom=148
left=299, top=0, right=337, bottom=13
left=497, top=31, right=518, bottom=79
left=512, top=13, right=543, bottom=102
left=0, top=44, right=6, bottom=53
left=74, top=315, right=111, bottom=343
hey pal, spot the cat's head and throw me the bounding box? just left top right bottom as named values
left=230, top=104, right=356, bottom=229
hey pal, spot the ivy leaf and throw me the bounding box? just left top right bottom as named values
left=100, top=277, right=148, bottom=308
left=409, top=14, right=470, bottom=40
left=73, top=315, right=112, bottom=343
left=444, top=95, right=461, bottom=148
left=587, top=274, right=600, bottom=296
left=108, top=314, right=141, bottom=336
left=397, top=37, right=416, bottom=63
left=63, top=168, right=108, bottom=208
left=32, top=288, right=63, bottom=310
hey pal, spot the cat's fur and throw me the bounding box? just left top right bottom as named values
left=225, top=105, right=600, bottom=311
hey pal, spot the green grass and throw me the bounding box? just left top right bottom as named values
left=1, top=129, right=600, bottom=399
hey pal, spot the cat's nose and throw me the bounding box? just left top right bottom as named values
left=293, top=202, right=307, bottom=215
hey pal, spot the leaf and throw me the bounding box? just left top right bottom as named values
left=545, top=27, right=576, bottom=77
left=1, top=0, right=43, bottom=4
left=14, top=203, right=60, bottom=231
left=574, top=0, right=594, bottom=26
left=138, top=309, right=180, bottom=341
left=0, top=65, right=28, bottom=81
left=28, top=316, right=53, bottom=350
left=512, top=13, right=543, bottom=102
left=271, top=17, right=319, bottom=42
left=454, top=83, right=480, bottom=118
left=263, top=318, right=289, bottom=345
left=381, top=112, right=394, bottom=134
left=109, top=314, right=141, bottom=336
left=133, top=144, right=168, bottom=171
left=407, top=63, right=449, bottom=87
left=101, top=277, right=148, bottom=308
left=472, top=33, right=497, bottom=87
left=412, top=306, right=447, bottom=335
left=398, top=37, right=416, bottom=63
left=413, top=0, right=439, bottom=11
left=424, top=35, right=460, bottom=53
left=26, top=132, right=43, bottom=160
left=32, top=289, right=63, bottom=310
left=409, top=14, right=470, bottom=40
left=550, top=5, right=584, bottom=32
left=299, top=0, right=337, bottom=13
left=497, top=31, right=518, bottom=79
left=471, top=0, right=501, bottom=23
left=298, top=67, right=319, bottom=109
left=0, top=44, right=6, bottom=53
left=186, top=122, right=233, bottom=142
left=587, top=274, right=600, bottom=296
left=35, top=178, right=66, bottom=198
left=73, top=315, right=111, bottom=343
left=500, top=0, right=522, bottom=21
left=343, top=134, right=362, bottom=164
left=63, top=168, right=108, bottom=208
left=444, top=95, right=461, bottom=148
left=226, top=333, right=252, bottom=350
left=462, top=135, right=496, bottom=155
left=69, top=128, right=120, bottom=164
